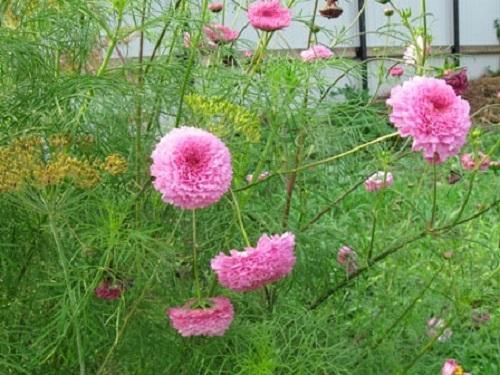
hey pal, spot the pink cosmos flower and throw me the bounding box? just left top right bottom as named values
left=427, top=317, right=453, bottom=342
left=387, top=76, right=471, bottom=164
left=389, top=66, right=404, bottom=77
left=95, top=280, right=122, bottom=300
left=208, top=2, right=224, bottom=12
left=300, top=45, right=333, bottom=62
left=247, top=0, right=292, bottom=32
left=443, top=69, right=469, bottom=96
left=460, top=152, right=490, bottom=171
left=211, top=233, right=296, bottom=292
left=167, top=297, right=234, bottom=337
left=496, top=92, right=500, bottom=99
left=364, top=171, right=393, bottom=192
left=150, top=127, right=232, bottom=210
left=337, top=246, right=358, bottom=275
left=442, top=359, right=471, bottom=375
left=244, top=50, right=253, bottom=58
left=203, top=24, right=238, bottom=44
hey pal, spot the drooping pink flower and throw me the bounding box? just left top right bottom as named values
left=203, top=24, right=238, bottom=44
left=443, top=68, right=469, bottom=96
left=247, top=0, right=292, bottom=32
left=427, top=317, right=453, bottom=342
left=389, top=66, right=404, bottom=77
left=460, top=152, right=490, bottom=171
left=150, top=127, right=232, bottom=210
left=95, top=280, right=122, bottom=300
left=442, top=359, right=471, bottom=375
left=208, top=2, right=224, bottom=12
left=300, top=45, right=333, bottom=62
left=364, top=171, right=393, bottom=192
left=387, top=76, right=471, bottom=164
left=337, top=246, right=357, bottom=275
left=167, top=297, right=234, bottom=337
left=211, top=233, right=296, bottom=292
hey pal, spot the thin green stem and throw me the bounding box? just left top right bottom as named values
left=48, top=212, right=86, bottom=375
left=430, top=162, right=437, bottom=227
left=231, top=189, right=251, bottom=247
left=191, top=210, right=202, bottom=301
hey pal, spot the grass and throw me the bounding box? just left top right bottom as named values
left=1, top=1, right=499, bottom=374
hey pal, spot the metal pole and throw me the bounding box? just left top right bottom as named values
left=452, top=0, right=460, bottom=65
left=357, top=0, right=368, bottom=90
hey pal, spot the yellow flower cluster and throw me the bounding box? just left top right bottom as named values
left=185, top=94, right=261, bottom=143
left=0, top=135, right=127, bottom=193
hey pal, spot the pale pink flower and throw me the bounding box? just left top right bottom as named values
left=247, top=0, right=292, bottom=32
left=95, top=280, right=122, bottom=300
left=167, top=297, right=234, bottom=337
left=204, top=24, right=238, bottom=44
left=460, top=152, right=490, bottom=171
left=211, top=233, right=296, bottom=292
left=246, top=171, right=269, bottom=183
left=496, top=92, right=500, bottom=99
left=300, top=45, right=333, bottom=62
left=403, top=36, right=430, bottom=65
left=244, top=50, right=253, bottom=58
left=208, top=2, right=224, bottom=12
left=183, top=32, right=191, bottom=48
left=337, top=246, right=357, bottom=275
left=389, top=66, right=404, bottom=77
left=387, top=76, right=471, bottom=164
left=442, top=359, right=471, bottom=375
left=364, top=171, right=393, bottom=192
left=150, top=127, right=232, bottom=210
left=427, top=317, right=453, bottom=342
left=443, top=69, right=469, bottom=96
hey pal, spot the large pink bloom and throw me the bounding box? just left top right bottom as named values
left=211, top=233, right=296, bottom=292
left=247, top=0, right=292, bottom=32
left=150, top=127, right=232, bottom=210
left=204, top=24, right=238, bottom=44
left=300, top=45, right=333, bottom=62
left=167, top=297, right=234, bottom=337
left=387, top=76, right=471, bottom=164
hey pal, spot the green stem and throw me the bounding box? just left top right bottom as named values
left=192, top=210, right=202, bottom=301
left=48, top=212, right=86, bottom=375
left=231, top=189, right=251, bottom=247
left=430, top=162, right=437, bottom=227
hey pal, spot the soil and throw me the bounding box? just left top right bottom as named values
left=462, top=75, right=500, bottom=125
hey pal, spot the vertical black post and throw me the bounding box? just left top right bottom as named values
left=357, top=0, right=368, bottom=90
left=452, top=0, right=460, bottom=65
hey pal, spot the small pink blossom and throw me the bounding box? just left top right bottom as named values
left=208, top=2, right=224, bottom=12
left=387, top=76, right=471, bottom=164
left=442, top=359, right=471, bottom=375
left=246, top=171, right=269, bottom=183
left=364, top=171, right=393, bottom=192
left=496, top=91, right=500, bottom=99
left=203, top=24, right=238, bottom=44
left=403, top=36, right=430, bottom=65
left=337, top=246, right=357, bottom=275
left=244, top=50, right=253, bottom=58
left=167, top=297, right=234, bottom=337
left=460, top=152, right=490, bottom=171
left=150, top=127, right=232, bottom=210
left=389, top=66, right=404, bottom=77
left=95, top=280, right=122, bottom=300
left=443, top=68, right=469, bottom=96
left=300, top=45, right=333, bottom=62
left=247, top=0, right=292, bottom=32
left=427, top=317, right=453, bottom=342
left=211, top=233, right=296, bottom=292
